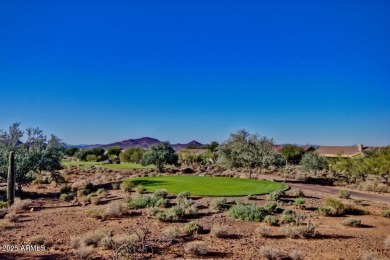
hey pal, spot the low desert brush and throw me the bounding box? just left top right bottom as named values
left=256, top=226, right=271, bottom=238
left=210, top=224, right=230, bottom=238
left=228, top=203, right=267, bottom=222
left=342, top=218, right=362, bottom=227
left=210, top=198, right=229, bottom=212
left=263, top=215, right=279, bottom=226
left=338, top=189, right=352, bottom=199
left=183, top=221, right=202, bottom=236
left=184, top=241, right=208, bottom=256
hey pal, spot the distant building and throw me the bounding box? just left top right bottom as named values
left=316, top=144, right=365, bottom=158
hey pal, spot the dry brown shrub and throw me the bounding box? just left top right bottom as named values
left=184, top=241, right=208, bottom=256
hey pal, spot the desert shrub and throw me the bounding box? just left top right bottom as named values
left=155, top=198, right=169, bottom=208
left=211, top=198, right=229, bottom=212
left=70, top=236, right=81, bottom=249
left=338, top=189, right=351, bottom=199
left=60, top=185, right=72, bottom=194
left=210, top=225, right=230, bottom=238
left=263, top=202, right=277, bottom=214
left=293, top=212, right=307, bottom=226
left=184, top=241, right=208, bottom=256
left=170, top=205, right=185, bottom=217
left=28, top=235, right=47, bottom=246
left=79, top=195, right=92, bottom=205
left=160, top=226, right=182, bottom=243
left=384, top=235, right=390, bottom=249
left=288, top=221, right=317, bottom=238
left=77, top=189, right=91, bottom=197
left=105, top=202, right=128, bottom=218
left=183, top=221, right=202, bottom=235
left=75, top=245, right=94, bottom=260
left=120, top=180, right=134, bottom=193
left=0, top=201, right=8, bottom=208
left=80, top=229, right=112, bottom=247
left=343, top=218, right=362, bottom=227
left=295, top=189, right=305, bottom=197
left=124, top=196, right=132, bottom=204
left=85, top=207, right=107, bottom=220
left=260, top=246, right=289, bottom=260
left=154, top=189, right=168, bottom=198
left=228, top=203, right=267, bottom=222
left=156, top=210, right=179, bottom=222
left=177, top=197, right=195, bottom=208
left=318, top=198, right=345, bottom=216
left=255, top=226, right=271, bottom=238
left=129, top=195, right=150, bottom=209
left=282, top=209, right=294, bottom=215
left=177, top=191, right=191, bottom=199
left=381, top=209, right=390, bottom=218
left=361, top=252, right=381, bottom=260
left=266, top=190, right=285, bottom=202
left=187, top=203, right=199, bottom=216
left=293, top=198, right=305, bottom=208
left=289, top=250, right=304, bottom=260
left=264, top=215, right=279, bottom=226
left=60, top=193, right=74, bottom=202
left=148, top=207, right=160, bottom=216
left=5, top=213, right=19, bottom=222
left=10, top=199, right=32, bottom=211
left=134, top=185, right=145, bottom=194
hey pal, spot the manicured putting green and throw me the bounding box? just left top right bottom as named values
left=129, top=176, right=287, bottom=196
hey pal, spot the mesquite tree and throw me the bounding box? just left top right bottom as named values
left=218, top=130, right=277, bottom=178
left=140, top=142, right=178, bottom=172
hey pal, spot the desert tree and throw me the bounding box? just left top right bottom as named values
left=140, top=142, right=178, bottom=172
left=218, top=129, right=277, bottom=178
left=120, top=147, right=146, bottom=163
left=0, top=123, right=65, bottom=193
left=280, top=144, right=304, bottom=166
left=300, top=152, right=328, bottom=177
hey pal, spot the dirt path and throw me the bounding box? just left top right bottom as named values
left=257, top=174, right=390, bottom=204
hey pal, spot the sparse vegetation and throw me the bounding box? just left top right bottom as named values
left=183, top=221, right=202, bottom=235
left=381, top=209, right=390, bottom=218
left=264, top=215, right=279, bottom=226
left=228, top=203, right=267, bottom=222
left=184, top=241, right=208, bottom=256
left=255, top=226, right=271, bottom=238
left=343, top=218, right=362, bottom=227
left=318, top=198, right=345, bottom=216
left=338, top=189, right=352, bottom=199
left=211, top=198, right=229, bottom=212
left=211, top=224, right=230, bottom=238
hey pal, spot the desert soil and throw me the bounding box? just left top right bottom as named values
left=1, top=171, right=390, bottom=260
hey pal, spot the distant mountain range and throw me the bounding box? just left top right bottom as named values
left=69, top=137, right=204, bottom=150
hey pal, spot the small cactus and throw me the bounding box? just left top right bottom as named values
left=7, top=151, right=15, bottom=207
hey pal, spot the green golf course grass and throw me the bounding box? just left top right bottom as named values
left=61, top=161, right=154, bottom=169
left=128, top=176, right=287, bottom=196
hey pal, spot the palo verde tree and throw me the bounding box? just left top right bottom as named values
left=140, top=142, right=178, bottom=172
left=0, top=123, right=65, bottom=193
left=300, top=152, right=328, bottom=177
left=218, top=129, right=277, bottom=178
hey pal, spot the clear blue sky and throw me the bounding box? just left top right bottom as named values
left=1, top=1, right=389, bottom=146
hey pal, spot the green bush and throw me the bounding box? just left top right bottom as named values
left=177, top=191, right=191, bottom=199
left=381, top=210, right=390, bottom=218
left=295, top=189, right=305, bottom=197
left=155, top=198, right=169, bottom=208
left=210, top=198, right=229, bottom=212
left=227, top=203, right=267, bottom=222
left=263, top=202, right=277, bottom=214
left=134, top=185, right=145, bottom=194
left=338, top=190, right=351, bottom=199
left=281, top=213, right=295, bottom=224
left=129, top=195, right=150, bottom=209
left=60, top=193, right=74, bottom=202
left=120, top=180, right=134, bottom=193
left=266, top=190, right=285, bottom=202
left=183, top=221, right=202, bottom=235
left=0, top=201, right=8, bottom=208
left=263, top=215, right=279, bottom=226
left=318, top=198, right=345, bottom=216
left=154, top=189, right=168, bottom=198
left=293, top=198, right=306, bottom=208
left=156, top=210, right=179, bottom=222
left=343, top=218, right=362, bottom=227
